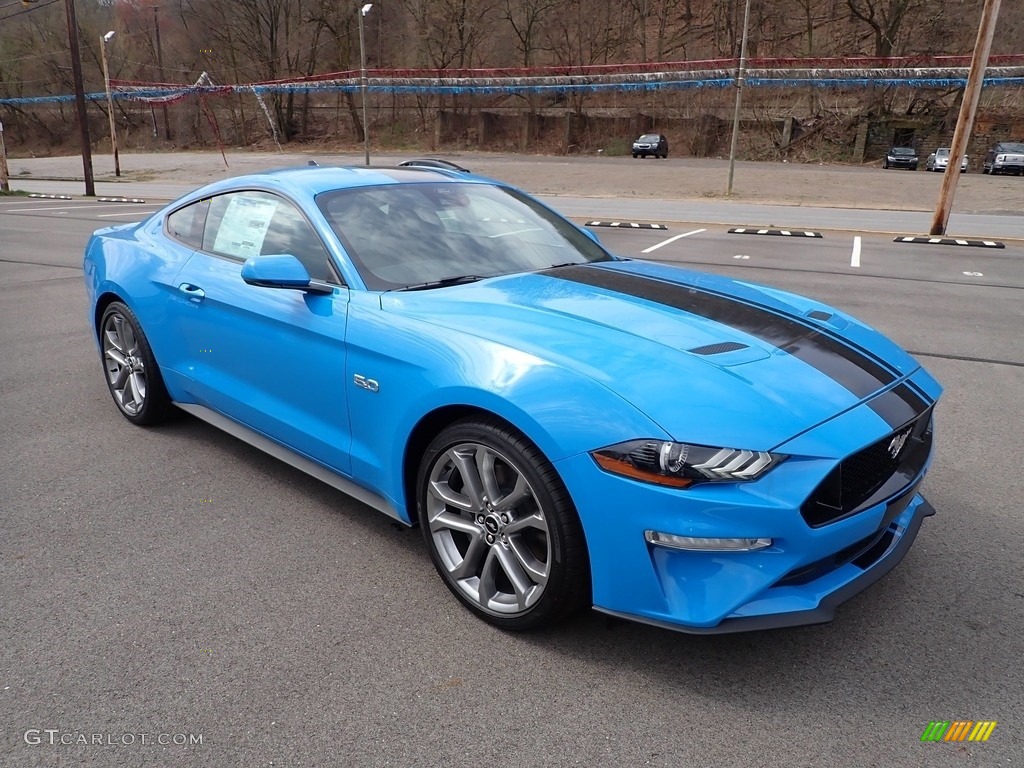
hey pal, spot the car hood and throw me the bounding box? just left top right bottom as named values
left=381, top=261, right=920, bottom=450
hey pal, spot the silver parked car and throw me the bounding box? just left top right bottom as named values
left=925, top=148, right=968, bottom=173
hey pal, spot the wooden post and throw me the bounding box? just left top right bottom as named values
left=726, top=0, right=752, bottom=195
left=65, top=0, right=95, bottom=196
left=930, top=0, right=1001, bottom=235
left=0, top=121, right=10, bottom=193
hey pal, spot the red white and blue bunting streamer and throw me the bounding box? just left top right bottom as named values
left=3, top=56, right=1022, bottom=106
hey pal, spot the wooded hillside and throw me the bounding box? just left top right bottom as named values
left=1, top=0, right=1022, bottom=155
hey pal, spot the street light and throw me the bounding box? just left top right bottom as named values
left=358, top=3, right=373, bottom=166
left=100, top=30, right=120, bottom=177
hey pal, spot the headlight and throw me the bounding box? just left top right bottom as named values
left=591, top=439, right=785, bottom=488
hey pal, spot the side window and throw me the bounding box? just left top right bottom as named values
left=165, top=198, right=209, bottom=248
left=201, top=191, right=336, bottom=282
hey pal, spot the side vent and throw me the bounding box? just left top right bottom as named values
left=807, top=310, right=833, bottom=321
left=688, top=342, right=749, bottom=356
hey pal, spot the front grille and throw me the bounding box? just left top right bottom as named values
left=801, top=409, right=933, bottom=527
left=776, top=530, right=881, bottom=586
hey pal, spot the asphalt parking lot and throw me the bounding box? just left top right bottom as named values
left=1, top=186, right=1022, bottom=767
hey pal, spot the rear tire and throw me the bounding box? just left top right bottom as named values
left=98, top=301, right=174, bottom=426
left=417, top=418, right=590, bottom=630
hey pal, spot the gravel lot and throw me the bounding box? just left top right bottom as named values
left=8, top=149, right=1023, bottom=214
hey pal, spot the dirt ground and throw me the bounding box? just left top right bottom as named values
left=6, top=149, right=1023, bottom=215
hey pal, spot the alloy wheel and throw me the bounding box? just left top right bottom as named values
left=424, top=441, right=551, bottom=617
left=102, top=311, right=148, bottom=416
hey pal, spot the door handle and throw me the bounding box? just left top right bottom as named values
left=178, top=283, right=206, bottom=303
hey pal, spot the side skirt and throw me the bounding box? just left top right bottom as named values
left=175, top=402, right=405, bottom=524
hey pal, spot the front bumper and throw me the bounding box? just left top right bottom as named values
left=556, top=372, right=941, bottom=634
left=597, top=495, right=933, bottom=634
left=993, top=160, right=1024, bottom=173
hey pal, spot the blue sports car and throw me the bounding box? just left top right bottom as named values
left=83, top=163, right=942, bottom=634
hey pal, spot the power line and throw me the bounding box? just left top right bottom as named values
left=0, top=51, right=61, bottom=65
left=0, top=0, right=60, bottom=22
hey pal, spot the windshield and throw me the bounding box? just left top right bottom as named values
left=891, top=148, right=915, bottom=155
left=999, top=143, right=1024, bottom=153
left=936, top=149, right=950, bottom=157
left=638, top=135, right=660, bottom=142
left=316, top=182, right=612, bottom=290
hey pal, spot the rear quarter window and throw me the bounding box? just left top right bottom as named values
left=165, top=199, right=210, bottom=248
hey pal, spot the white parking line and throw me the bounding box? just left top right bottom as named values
left=851, top=236, right=862, bottom=268
left=641, top=228, right=706, bottom=254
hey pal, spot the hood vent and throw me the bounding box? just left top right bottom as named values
left=688, top=342, right=749, bottom=356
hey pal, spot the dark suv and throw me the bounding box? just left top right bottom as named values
left=632, top=133, right=668, bottom=159
left=982, top=141, right=1024, bottom=175
left=883, top=146, right=919, bottom=170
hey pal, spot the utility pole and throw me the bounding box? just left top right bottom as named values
left=100, top=31, right=121, bottom=177
left=930, top=0, right=1001, bottom=235
left=726, top=0, right=752, bottom=196
left=153, top=5, right=172, bottom=141
left=0, top=121, right=10, bottom=193
left=65, top=0, right=95, bottom=196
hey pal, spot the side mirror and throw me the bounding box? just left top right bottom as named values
left=241, top=254, right=331, bottom=294
left=581, top=227, right=601, bottom=245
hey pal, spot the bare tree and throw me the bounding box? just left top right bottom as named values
left=846, top=0, right=923, bottom=57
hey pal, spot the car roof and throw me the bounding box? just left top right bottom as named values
left=192, top=165, right=489, bottom=200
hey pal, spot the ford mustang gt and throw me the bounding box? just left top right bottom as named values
left=83, top=163, right=942, bottom=634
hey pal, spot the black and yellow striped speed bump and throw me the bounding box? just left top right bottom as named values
left=27, top=194, right=73, bottom=200
left=97, top=197, right=148, bottom=204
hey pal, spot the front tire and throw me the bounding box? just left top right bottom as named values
left=99, top=301, right=173, bottom=425
left=417, top=418, right=590, bottom=630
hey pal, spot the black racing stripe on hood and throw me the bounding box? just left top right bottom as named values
left=541, top=265, right=897, bottom=398
left=867, top=382, right=930, bottom=429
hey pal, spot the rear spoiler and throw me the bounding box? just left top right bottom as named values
left=397, top=158, right=471, bottom=173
